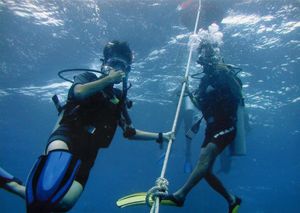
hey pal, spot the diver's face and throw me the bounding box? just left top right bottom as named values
left=197, top=47, right=221, bottom=71
left=107, top=58, right=129, bottom=71
left=102, top=57, right=130, bottom=76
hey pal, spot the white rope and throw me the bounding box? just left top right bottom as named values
left=149, top=1, right=202, bottom=213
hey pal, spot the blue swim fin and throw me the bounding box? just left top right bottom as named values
left=26, top=150, right=81, bottom=213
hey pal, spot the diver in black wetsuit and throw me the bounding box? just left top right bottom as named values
left=158, top=41, right=243, bottom=213
left=0, top=40, right=173, bottom=212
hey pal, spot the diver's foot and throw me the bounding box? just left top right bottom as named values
left=159, top=193, right=185, bottom=207
left=228, top=196, right=242, bottom=213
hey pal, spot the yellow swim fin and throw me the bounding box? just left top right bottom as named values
left=116, top=192, right=149, bottom=208
left=116, top=192, right=179, bottom=208
left=229, top=197, right=242, bottom=213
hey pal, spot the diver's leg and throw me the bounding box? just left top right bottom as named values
left=0, top=140, right=71, bottom=200
left=217, top=148, right=232, bottom=174
left=47, top=140, right=83, bottom=212
left=0, top=167, right=25, bottom=199
left=53, top=180, right=83, bottom=212
left=204, top=167, right=235, bottom=204
left=26, top=140, right=83, bottom=212
left=204, top=129, right=241, bottom=211
left=205, top=168, right=242, bottom=212
left=174, top=142, right=219, bottom=200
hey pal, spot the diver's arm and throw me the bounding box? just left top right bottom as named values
left=73, top=69, right=125, bottom=100
left=120, top=115, right=173, bottom=142
left=119, top=100, right=174, bottom=142
left=128, top=129, right=174, bottom=143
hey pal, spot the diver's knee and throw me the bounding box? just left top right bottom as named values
left=197, top=158, right=210, bottom=171
left=198, top=149, right=216, bottom=170
left=196, top=156, right=210, bottom=173
left=57, top=181, right=83, bottom=211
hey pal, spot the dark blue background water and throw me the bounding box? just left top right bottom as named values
left=1, top=0, right=299, bottom=212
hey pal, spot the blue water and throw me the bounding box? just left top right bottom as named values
left=0, top=0, right=299, bottom=212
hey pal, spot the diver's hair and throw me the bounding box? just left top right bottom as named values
left=197, top=41, right=215, bottom=56
left=103, top=40, right=133, bottom=64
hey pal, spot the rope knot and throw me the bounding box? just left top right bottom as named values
left=145, top=177, right=169, bottom=208
left=155, top=177, right=169, bottom=192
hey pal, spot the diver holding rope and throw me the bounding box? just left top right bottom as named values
left=0, top=40, right=173, bottom=212
left=156, top=40, right=244, bottom=213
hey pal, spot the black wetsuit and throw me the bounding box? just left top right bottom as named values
left=195, top=65, right=243, bottom=151
left=47, top=72, right=132, bottom=186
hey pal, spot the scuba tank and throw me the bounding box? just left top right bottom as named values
left=225, top=64, right=247, bottom=156
left=230, top=103, right=247, bottom=156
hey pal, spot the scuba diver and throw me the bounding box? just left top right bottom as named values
left=176, top=0, right=235, bottom=175
left=0, top=40, right=173, bottom=212
left=157, top=40, right=244, bottom=213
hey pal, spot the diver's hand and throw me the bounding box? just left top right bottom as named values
left=108, top=69, right=126, bottom=84
left=162, top=131, right=175, bottom=142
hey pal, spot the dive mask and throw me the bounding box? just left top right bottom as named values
left=197, top=55, right=220, bottom=66
left=102, top=57, right=131, bottom=75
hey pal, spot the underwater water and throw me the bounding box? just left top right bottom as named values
left=0, top=0, right=299, bottom=212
